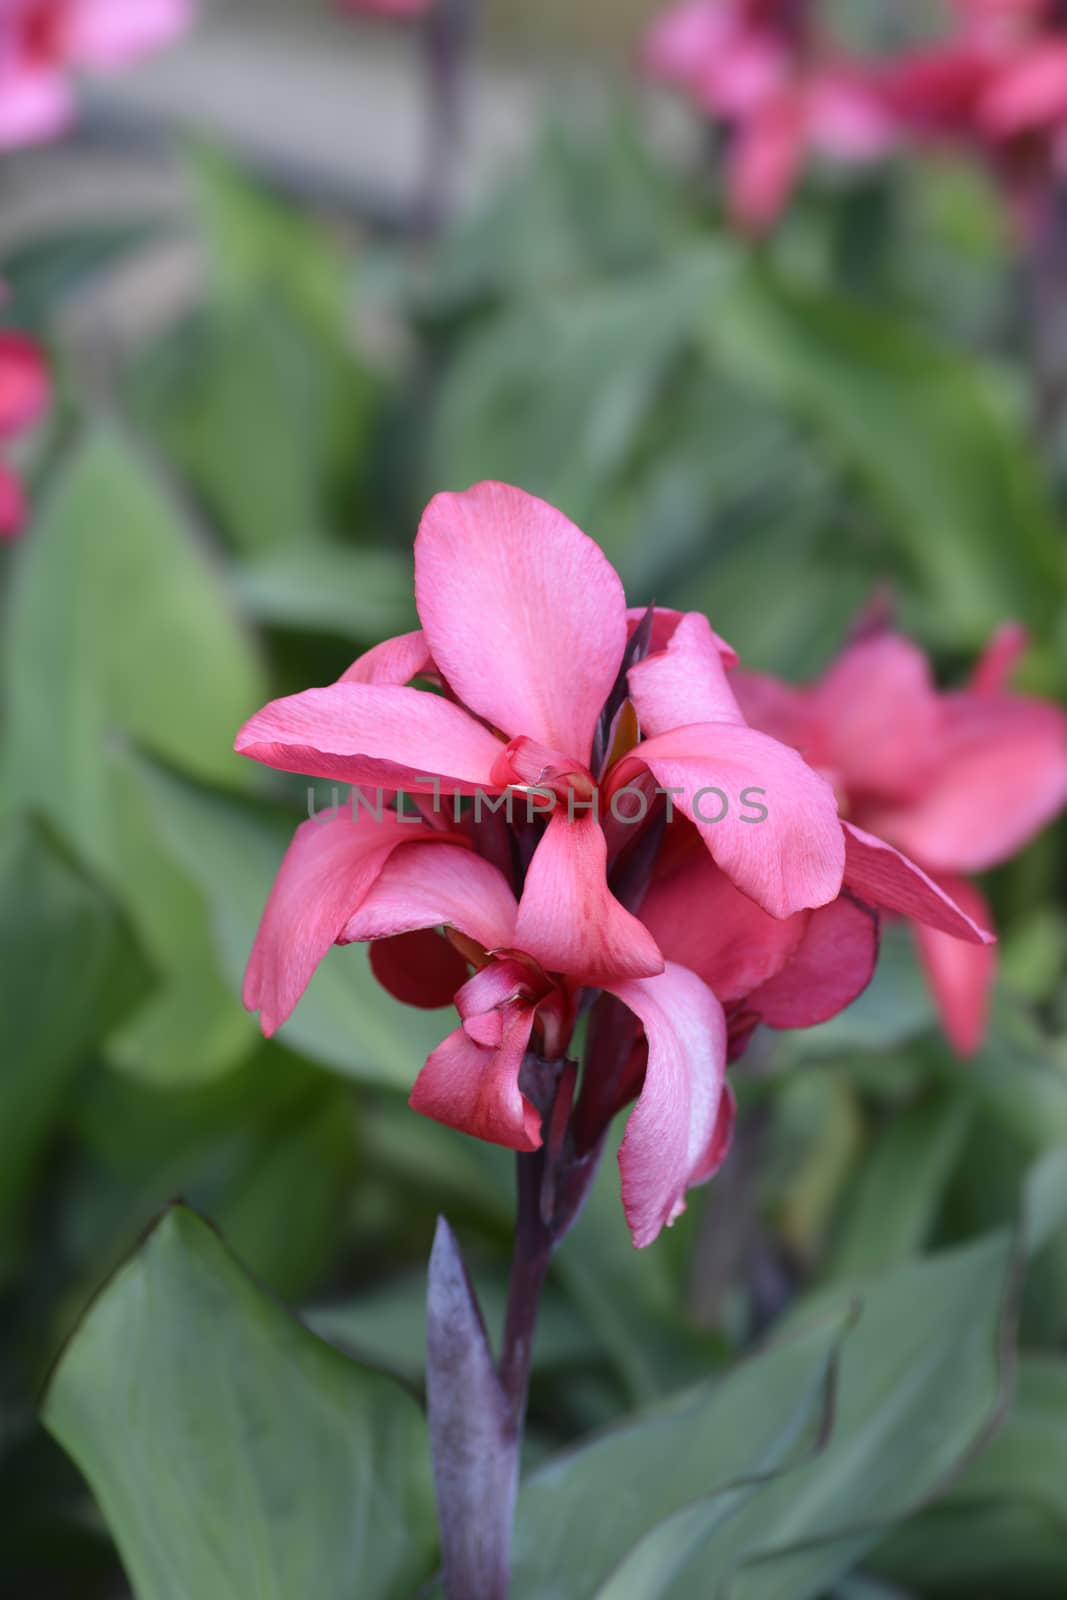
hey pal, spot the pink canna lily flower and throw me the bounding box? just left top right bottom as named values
left=236, top=482, right=848, bottom=990
left=734, top=619, right=1067, bottom=1054
left=0, top=0, right=192, bottom=150
left=0, top=324, right=50, bottom=540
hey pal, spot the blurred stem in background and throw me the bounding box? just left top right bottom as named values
left=1027, top=188, right=1067, bottom=448
left=419, top=0, right=477, bottom=233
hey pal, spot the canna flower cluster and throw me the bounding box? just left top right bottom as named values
left=0, top=304, right=49, bottom=539
left=238, top=484, right=999, bottom=1247
left=641, top=0, right=1067, bottom=234
left=0, top=0, right=192, bottom=150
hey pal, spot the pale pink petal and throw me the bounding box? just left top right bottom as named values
left=0, top=69, right=73, bottom=150
left=0, top=332, right=50, bottom=438
left=640, top=0, right=728, bottom=89
left=615, top=723, right=845, bottom=918
left=628, top=612, right=746, bottom=737
left=639, top=831, right=806, bottom=1003
left=606, top=962, right=729, bottom=1248
left=969, top=622, right=1027, bottom=693
left=409, top=1008, right=542, bottom=1151
left=414, top=482, right=627, bottom=763
left=727, top=93, right=808, bottom=233
left=812, top=633, right=941, bottom=801
left=342, top=841, right=518, bottom=951
left=867, top=695, right=1067, bottom=873
left=243, top=809, right=421, bottom=1036
left=912, top=875, right=997, bottom=1056
left=843, top=822, right=994, bottom=941
left=338, top=629, right=434, bottom=686
left=66, top=0, right=193, bottom=66
left=235, top=682, right=504, bottom=793
left=515, top=811, right=664, bottom=984
left=747, top=893, right=879, bottom=1028
left=369, top=929, right=471, bottom=1009
left=702, top=34, right=791, bottom=117
left=690, top=1078, right=736, bottom=1186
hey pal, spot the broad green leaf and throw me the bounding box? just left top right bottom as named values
left=826, top=1089, right=972, bottom=1279
left=0, top=218, right=163, bottom=328
left=129, top=754, right=447, bottom=1088
left=713, top=270, right=1067, bottom=643
left=44, top=1207, right=436, bottom=1600
left=2, top=431, right=265, bottom=1083
left=0, top=819, right=148, bottom=1275
left=633, top=1233, right=1015, bottom=1600
left=230, top=543, right=415, bottom=639
left=508, top=1310, right=847, bottom=1600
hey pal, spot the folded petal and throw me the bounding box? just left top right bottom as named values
left=515, top=810, right=665, bottom=984
left=338, top=630, right=434, bottom=686
left=235, top=682, right=504, bottom=793
left=606, top=963, right=729, bottom=1248
left=628, top=612, right=746, bottom=737
left=746, top=893, right=879, bottom=1028
left=415, top=482, right=626, bottom=763
left=866, top=694, right=1067, bottom=873
left=369, top=929, right=472, bottom=1009
left=911, top=876, right=997, bottom=1057
left=243, top=809, right=421, bottom=1036
left=842, top=822, right=994, bottom=942
left=615, top=723, right=845, bottom=919
left=409, top=1008, right=542, bottom=1151
left=342, top=841, right=519, bottom=951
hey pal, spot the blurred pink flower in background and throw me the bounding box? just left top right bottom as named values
left=734, top=617, right=1067, bottom=1054
left=337, top=0, right=436, bottom=16
left=641, top=0, right=894, bottom=230
left=0, top=321, right=50, bottom=538
left=0, top=0, right=192, bottom=150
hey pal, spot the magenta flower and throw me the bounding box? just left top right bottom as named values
left=0, top=325, right=50, bottom=539
left=641, top=0, right=894, bottom=230
left=0, top=0, right=192, bottom=150
left=734, top=620, right=1067, bottom=1053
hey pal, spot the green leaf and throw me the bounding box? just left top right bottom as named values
left=128, top=753, right=447, bottom=1089
left=713, top=270, right=1067, bottom=643
left=0, top=218, right=163, bottom=329
left=508, top=1309, right=847, bottom=1600
left=230, top=543, right=416, bottom=639
left=43, top=1206, right=436, bottom=1600
left=2, top=429, right=267, bottom=1084
left=0, top=819, right=148, bottom=1275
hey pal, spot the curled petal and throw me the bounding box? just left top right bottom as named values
left=912, top=875, right=997, bottom=1057
left=409, top=1008, right=542, bottom=1151
left=343, top=842, right=518, bottom=952
left=338, top=630, right=434, bottom=686
left=746, top=893, right=880, bottom=1028
left=606, top=963, right=729, bottom=1248
left=415, top=482, right=626, bottom=764
left=235, top=682, right=504, bottom=793
left=515, top=810, right=664, bottom=985
left=628, top=612, right=745, bottom=737
left=842, top=822, right=994, bottom=942
left=243, top=809, right=421, bottom=1036
left=614, top=723, right=845, bottom=919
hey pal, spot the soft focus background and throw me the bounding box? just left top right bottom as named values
left=2, top=2, right=1067, bottom=1597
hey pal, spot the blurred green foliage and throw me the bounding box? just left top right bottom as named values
left=1, top=96, right=1065, bottom=1598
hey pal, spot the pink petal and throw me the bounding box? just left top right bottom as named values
left=981, top=42, right=1067, bottom=137
left=628, top=612, right=746, bottom=737
left=615, top=723, right=845, bottom=919
left=515, top=810, right=665, bottom=984
left=0, top=332, right=50, bottom=438
left=369, top=929, right=471, bottom=1009
left=409, top=1008, right=542, bottom=1151
left=414, top=482, right=627, bottom=763
left=842, top=822, right=994, bottom=942
left=808, top=69, right=899, bottom=160
left=243, top=808, right=421, bottom=1036
left=66, top=0, right=193, bottom=66
left=911, top=876, right=997, bottom=1056
left=338, top=629, right=434, bottom=686
left=342, top=841, right=518, bottom=951
left=338, top=0, right=435, bottom=17
left=0, top=462, right=26, bottom=538
left=969, top=622, right=1027, bottom=693
left=628, top=606, right=738, bottom=666
left=811, top=633, right=941, bottom=802
left=235, top=682, right=504, bottom=793
left=746, top=893, right=879, bottom=1028
left=639, top=828, right=806, bottom=1003
left=0, top=68, right=72, bottom=149
left=606, top=962, right=729, bottom=1248
left=640, top=0, right=729, bottom=89
left=867, top=695, right=1067, bottom=873
left=730, top=669, right=818, bottom=757
left=727, top=93, right=808, bottom=234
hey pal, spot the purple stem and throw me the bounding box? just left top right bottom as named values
left=498, top=1148, right=554, bottom=1431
